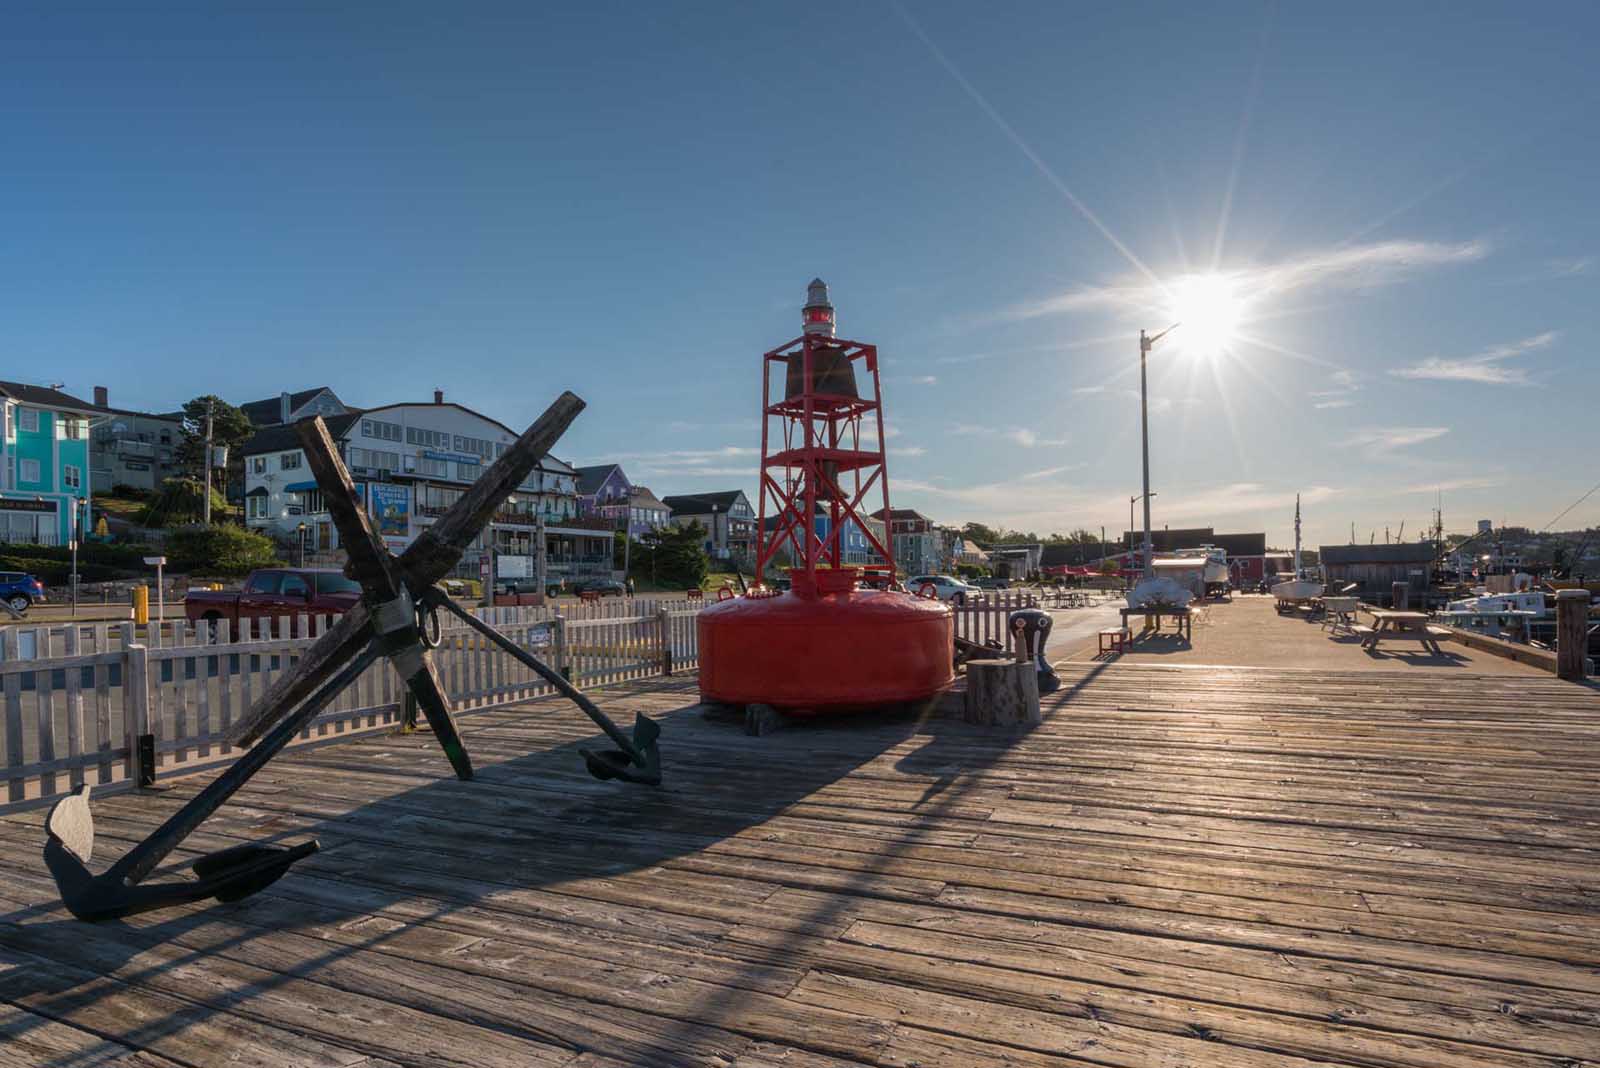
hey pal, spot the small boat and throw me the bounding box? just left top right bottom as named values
left=1272, top=495, right=1321, bottom=608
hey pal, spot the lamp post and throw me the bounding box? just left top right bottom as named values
left=1129, top=492, right=1156, bottom=573
left=1137, top=325, right=1178, bottom=580
left=296, top=522, right=307, bottom=568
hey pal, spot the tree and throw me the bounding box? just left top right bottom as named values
left=175, top=395, right=253, bottom=478
left=960, top=522, right=1000, bottom=547
left=636, top=522, right=709, bottom=589
left=137, top=477, right=230, bottom=528
left=165, top=524, right=280, bottom=576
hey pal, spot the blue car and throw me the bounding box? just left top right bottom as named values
left=0, top=571, right=46, bottom=615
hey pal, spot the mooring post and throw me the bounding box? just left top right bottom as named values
left=1556, top=589, right=1589, bottom=681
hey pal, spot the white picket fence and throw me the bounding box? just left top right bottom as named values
left=0, top=602, right=702, bottom=812
left=951, top=591, right=1040, bottom=648
left=0, top=596, right=704, bottom=663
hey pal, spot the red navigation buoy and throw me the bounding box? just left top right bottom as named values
left=697, top=281, right=954, bottom=713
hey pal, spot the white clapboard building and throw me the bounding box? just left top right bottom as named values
left=240, top=390, right=614, bottom=582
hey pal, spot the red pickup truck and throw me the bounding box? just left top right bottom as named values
left=185, top=568, right=362, bottom=628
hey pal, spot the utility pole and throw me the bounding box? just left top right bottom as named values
left=534, top=509, right=548, bottom=599
left=202, top=398, right=214, bottom=526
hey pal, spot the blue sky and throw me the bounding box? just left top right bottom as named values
left=5, top=2, right=1597, bottom=547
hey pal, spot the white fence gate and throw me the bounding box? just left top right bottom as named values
left=950, top=591, right=1040, bottom=648
left=1, top=603, right=702, bottom=812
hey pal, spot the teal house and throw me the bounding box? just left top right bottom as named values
left=0, top=382, right=97, bottom=545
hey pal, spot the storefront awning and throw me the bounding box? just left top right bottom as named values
left=284, top=481, right=318, bottom=493
left=244, top=486, right=270, bottom=498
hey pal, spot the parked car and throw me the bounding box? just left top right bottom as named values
left=501, top=578, right=566, bottom=598
left=971, top=577, right=1010, bottom=590
left=907, top=574, right=978, bottom=605
left=0, top=572, right=46, bottom=615
left=570, top=578, right=625, bottom=597
left=185, top=568, right=362, bottom=629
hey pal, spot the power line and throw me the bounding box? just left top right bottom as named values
left=1540, top=477, right=1600, bottom=532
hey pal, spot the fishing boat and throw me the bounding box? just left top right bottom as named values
left=1435, top=589, right=1552, bottom=643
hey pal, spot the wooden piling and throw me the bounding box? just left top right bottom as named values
left=1555, top=589, right=1589, bottom=681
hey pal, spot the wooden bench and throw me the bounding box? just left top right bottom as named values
left=1349, top=624, right=1376, bottom=639
left=1099, top=627, right=1131, bottom=654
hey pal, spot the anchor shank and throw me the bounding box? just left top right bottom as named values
left=106, top=644, right=381, bottom=887
left=429, top=593, right=639, bottom=762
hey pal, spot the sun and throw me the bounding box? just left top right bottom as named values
left=1168, top=273, right=1245, bottom=357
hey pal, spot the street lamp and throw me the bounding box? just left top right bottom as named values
left=295, top=522, right=307, bottom=568
left=1137, top=324, right=1178, bottom=580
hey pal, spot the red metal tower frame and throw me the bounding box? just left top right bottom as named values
left=755, top=332, right=895, bottom=589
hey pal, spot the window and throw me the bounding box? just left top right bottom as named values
left=361, top=418, right=402, bottom=442
left=416, top=456, right=451, bottom=478
left=246, top=495, right=269, bottom=519
left=62, top=417, right=85, bottom=440
left=457, top=461, right=480, bottom=481
left=242, top=572, right=282, bottom=595
left=280, top=573, right=312, bottom=598
left=252, top=456, right=267, bottom=474
left=19, top=458, right=41, bottom=484
left=349, top=447, right=400, bottom=471
left=280, top=452, right=302, bottom=470
left=63, top=465, right=81, bottom=490
left=315, top=573, right=361, bottom=596
left=19, top=409, right=39, bottom=433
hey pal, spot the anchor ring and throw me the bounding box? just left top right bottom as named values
left=416, top=600, right=442, bottom=649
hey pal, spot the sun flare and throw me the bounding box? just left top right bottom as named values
left=1169, top=273, right=1244, bottom=357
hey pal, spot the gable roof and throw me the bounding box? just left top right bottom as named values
left=1321, top=542, right=1439, bottom=566
left=628, top=485, right=667, bottom=509
left=871, top=507, right=932, bottom=523
left=239, top=412, right=365, bottom=456
left=663, top=491, right=748, bottom=515
left=575, top=464, right=625, bottom=496
left=238, top=387, right=342, bottom=427
left=0, top=381, right=100, bottom=416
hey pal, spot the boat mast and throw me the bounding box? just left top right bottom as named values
left=1293, top=494, right=1302, bottom=578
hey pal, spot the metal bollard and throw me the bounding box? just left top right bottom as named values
left=1007, top=607, right=1059, bottom=694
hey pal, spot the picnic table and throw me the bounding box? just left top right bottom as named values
left=1321, top=596, right=1361, bottom=634
left=1357, top=610, right=1449, bottom=654
left=1121, top=605, right=1192, bottom=641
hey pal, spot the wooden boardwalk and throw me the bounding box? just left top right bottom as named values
left=1, top=662, right=1598, bottom=1067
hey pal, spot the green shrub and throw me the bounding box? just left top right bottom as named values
left=137, top=477, right=229, bottom=527
left=165, top=524, right=280, bottom=576
left=0, top=554, right=125, bottom=585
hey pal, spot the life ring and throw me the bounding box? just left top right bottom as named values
left=917, top=581, right=938, bottom=600
left=716, top=585, right=736, bottom=602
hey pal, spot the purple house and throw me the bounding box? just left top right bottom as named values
left=576, top=464, right=670, bottom=537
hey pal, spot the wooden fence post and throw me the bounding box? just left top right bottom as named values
left=1556, top=589, right=1590, bottom=681
left=553, top=615, right=570, bottom=684
left=124, top=643, right=154, bottom=788
left=657, top=607, right=672, bottom=676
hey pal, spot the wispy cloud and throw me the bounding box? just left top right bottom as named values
left=1346, top=426, right=1450, bottom=457
left=885, top=374, right=939, bottom=386
left=1021, top=463, right=1084, bottom=480
left=889, top=445, right=927, bottom=458
left=1549, top=255, right=1593, bottom=277
left=1308, top=367, right=1360, bottom=409
left=1389, top=331, right=1556, bottom=385
left=952, top=423, right=1069, bottom=448
left=1007, top=238, right=1488, bottom=322
left=1313, top=399, right=1353, bottom=409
